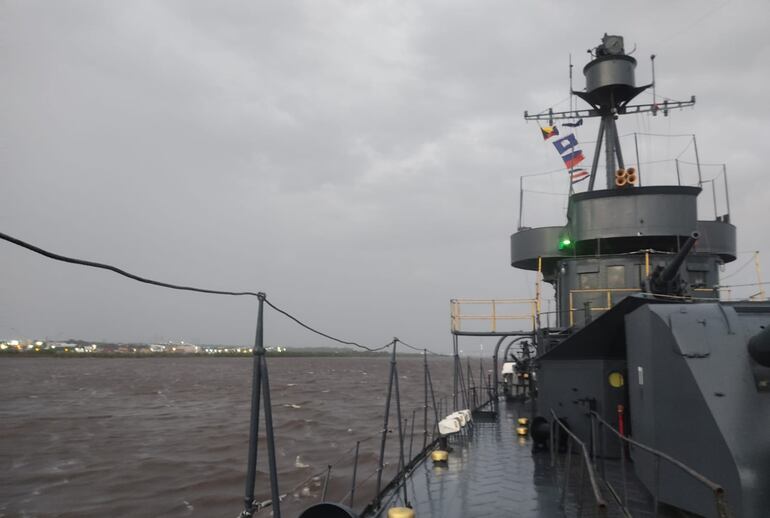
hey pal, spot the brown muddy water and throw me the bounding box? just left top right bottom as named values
left=0, top=356, right=465, bottom=517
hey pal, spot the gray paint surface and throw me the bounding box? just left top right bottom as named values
left=509, top=226, right=565, bottom=271
left=569, top=186, right=700, bottom=241
left=695, top=220, right=737, bottom=261
left=625, top=303, right=770, bottom=517
left=584, top=55, right=637, bottom=93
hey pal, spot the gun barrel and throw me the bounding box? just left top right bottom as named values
left=659, top=231, right=700, bottom=283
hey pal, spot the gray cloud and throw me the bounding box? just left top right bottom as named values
left=2, top=0, right=769, bottom=351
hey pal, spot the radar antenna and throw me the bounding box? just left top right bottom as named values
left=524, top=34, right=695, bottom=191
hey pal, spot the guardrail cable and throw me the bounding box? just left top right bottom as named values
left=0, top=231, right=262, bottom=297
left=395, top=338, right=446, bottom=357
left=0, top=230, right=403, bottom=354
left=263, top=298, right=391, bottom=352
left=340, top=466, right=382, bottom=504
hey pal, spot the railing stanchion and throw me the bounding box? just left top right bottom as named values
left=550, top=419, right=556, bottom=468
left=241, top=293, right=281, bottom=517
left=349, top=441, right=360, bottom=508
left=562, top=436, right=573, bottom=507
left=423, top=350, right=429, bottom=450
left=591, top=410, right=729, bottom=515
left=321, top=464, right=332, bottom=502
left=653, top=455, right=661, bottom=516
left=426, top=361, right=441, bottom=442
left=551, top=410, right=607, bottom=511
left=374, top=339, right=397, bottom=506
left=408, top=409, right=417, bottom=462
left=620, top=431, right=628, bottom=508
left=392, top=340, right=409, bottom=507
left=457, top=356, right=468, bottom=410
left=453, top=335, right=459, bottom=411
left=600, top=420, right=607, bottom=478
left=258, top=295, right=282, bottom=518
left=590, top=413, right=597, bottom=467
left=466, top=361, right=473, bottom=410
left=492, top=335, right=506, bottom=413
left=242, top=296, right=265, bottom=516
left=241, top=293, right=281, bottom=518
left=479, top=356, right=484, bottom=405
left=577, top=451, right=586, bottom=516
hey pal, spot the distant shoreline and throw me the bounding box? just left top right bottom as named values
left=0, top=350, right=410, bottom=359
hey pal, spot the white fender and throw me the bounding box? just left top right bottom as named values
left=438, top=416, right=462, bottom=435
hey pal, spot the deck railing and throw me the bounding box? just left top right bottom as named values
left=550, top=410, right=608, bottom=515
left=588, top=410, right=732, bottom=517
left=450, top=298, right=538, bottom=333
left=567, top=286, right=743, bottom=327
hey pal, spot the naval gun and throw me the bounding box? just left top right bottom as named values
left=647, top=231, right=700, bottom=296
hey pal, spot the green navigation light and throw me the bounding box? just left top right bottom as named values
left=559, top=237, right=572, bottom=250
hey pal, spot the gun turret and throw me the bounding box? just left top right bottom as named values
left=648, top=231, right=700, bottom=295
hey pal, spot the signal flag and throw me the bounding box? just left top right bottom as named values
left=552, top=134, right=579, bottom=155
left=540, top=125, right=559, bottom=140
left=570, top=170, right=589, bottom=184
left=562, top=150, right=585, bottom=168
left=563, top=119, right=583, bottom=128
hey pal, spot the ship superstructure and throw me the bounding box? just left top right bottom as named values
left=509, top=34, right=770, bottom=517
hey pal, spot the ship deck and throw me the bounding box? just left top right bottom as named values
left=369, top=400, right=672, bottom=518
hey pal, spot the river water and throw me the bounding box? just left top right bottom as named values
left=0, top=356, right=465, bottom=517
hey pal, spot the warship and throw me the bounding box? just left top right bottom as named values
left=289, top=34, right=770, bottom=518
left=3, top=31, right=767, bottom=518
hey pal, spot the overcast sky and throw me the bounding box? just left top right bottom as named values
left=2, top=0, right=768, bottom=353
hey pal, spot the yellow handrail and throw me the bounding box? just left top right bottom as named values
left=450, top=299, right=538, bottom=333
left=536, top=256, right=543, bottom=329
left=568, top=288, right=641, bottom=326
left=567, top=286, right=737, bottom=326
left=754, top=251, right=766, bottom=301
left=693, top=287, right=732, bottom=300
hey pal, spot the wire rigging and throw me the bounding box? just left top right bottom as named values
left=0, top=230, right=447, bottom=356
left=263, top=298, right=391, bottom=353
left=720, top=255, right=756, bottom=281
left=533, top=95, right=572, bottom=116
left=395, top=338, right=445, bottom=356
left=0, top=231, right=261, bottom=297
left=675, top=137, right=693, bottom=159
left=719, top=281, right=770, bottom=289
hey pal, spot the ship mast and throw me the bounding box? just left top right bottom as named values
left=524, top=34, right=695, bottom=191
